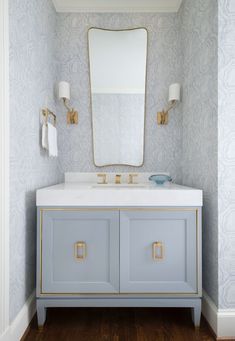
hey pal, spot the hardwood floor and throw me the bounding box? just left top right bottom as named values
left=24, top=308, right=215, bottom=341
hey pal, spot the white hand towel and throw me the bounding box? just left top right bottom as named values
left=42, top=123, right=48, bottom=149
left=47, top=122, right=58, bottom=157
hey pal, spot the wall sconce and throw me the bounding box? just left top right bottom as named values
left=157, top=83, right=181, bottom=125
left=58, top=81, right=78, bottom=124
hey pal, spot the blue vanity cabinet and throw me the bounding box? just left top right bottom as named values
left=38, top=209, right=119, bottom=295
left=120, top=210, right=198, bottom=294
left=37, top=207, right=202, bottom=328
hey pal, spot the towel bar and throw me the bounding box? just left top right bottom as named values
left=42, top=108, right=56, bottom=126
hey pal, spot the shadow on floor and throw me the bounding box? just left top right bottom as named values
left=23, top=307, right=215, bottom=341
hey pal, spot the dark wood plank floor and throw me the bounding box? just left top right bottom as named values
left=24, top=308, right=215, bottom=341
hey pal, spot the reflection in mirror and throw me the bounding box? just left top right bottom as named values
left=88, top=28, right=148, bottom=167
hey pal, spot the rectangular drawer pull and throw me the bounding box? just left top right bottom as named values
left=152, top=242, right=164, bottom=261
left=74, top=241, right=86, bottom=261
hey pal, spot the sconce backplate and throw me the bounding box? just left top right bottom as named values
left=157, top=111, right=168, bottom=125
left=67, top=111, right=78, bottom=124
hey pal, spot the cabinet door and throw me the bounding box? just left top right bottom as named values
left=41, top=209, right=119, bottom=294
left=120, top=210, right=198, bottom=294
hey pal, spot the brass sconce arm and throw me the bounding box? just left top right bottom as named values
left=62, top=98, right=72, bottom=112
left=61, top=98, right=78, bottom=125
left=157, top=100, right=176, bottom=125
left=165, top=99, right=176, bottom=113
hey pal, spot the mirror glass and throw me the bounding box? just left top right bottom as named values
left=88, top=28, right=148, bottom=167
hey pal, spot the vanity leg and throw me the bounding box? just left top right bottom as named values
left=191, top=300, right=201, bottom=327
left=37, top=301, right=47, bottom=328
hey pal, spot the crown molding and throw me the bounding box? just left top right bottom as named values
left=52, top=0, right=182, bottom=13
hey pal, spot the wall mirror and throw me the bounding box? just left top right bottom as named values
left=88, top=28, right=148, bottom=167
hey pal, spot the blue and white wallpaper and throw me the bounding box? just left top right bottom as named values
left=218, top=0, right=235, bottom=309
left=179, top=0, right=218, bottom=306
left=56, top=12, right=183, bottom=180
left=9, top=2, right=183, bottom=321
left=9, top=0, right=234, bottom=322
left=9, top=0, right=63, bottom=321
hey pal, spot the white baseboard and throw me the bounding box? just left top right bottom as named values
left=0, top=291, right=36, bottom=341
left=1, top=290, right=235, bottom=340
left=202, top=290, right=235, bottom=339
left=202, top=290, right=218, bottom=335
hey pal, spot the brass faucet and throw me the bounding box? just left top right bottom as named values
left=115, top=174, right=121, bottom=184
left=97, top=173, right=107, bottom=184
left=128, top=174, right=138, bottom=184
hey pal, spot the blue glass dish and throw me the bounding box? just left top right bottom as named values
left=149, top=174, right=172, bottom=185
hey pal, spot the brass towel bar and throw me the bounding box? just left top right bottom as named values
left=42, top=108, right=56, bottom=126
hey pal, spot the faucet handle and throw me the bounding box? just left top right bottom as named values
left=128, top=174, right=138, bottom=184
left=97, top=173, right=107, bottom=184
left=115, top=174, right=121, bottom=184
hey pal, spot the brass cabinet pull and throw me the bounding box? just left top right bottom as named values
left=74, top=242, right=86, bottom=261
left=97, top=173, right=107, bottom=184
left=152, top=242, right=164, bottom=261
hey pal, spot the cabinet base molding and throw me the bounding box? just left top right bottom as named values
left=37, top=297, right=201, bottom=328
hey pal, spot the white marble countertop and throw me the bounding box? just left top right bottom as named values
left=36, top=173, right=203, bottom=207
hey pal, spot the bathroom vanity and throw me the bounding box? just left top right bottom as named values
left=36, top=173, right=203, bottom=328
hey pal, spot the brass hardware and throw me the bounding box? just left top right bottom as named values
left=115, top=174, right=121, bottom=184
left=67, top=110, right=78, bottom=125
left=74, top=242, right=86, bottom=261
left=97, top=173, right=107, bottom=184
left=152, top=242, right=164, bottom=260
left=157, top=100, right=176, bottom=125
left=42, top=108, right=56, bottom=126
left=62, top=98, right=78, bottom=125
left=128, top=174, right=138, bottom=184
left=157, top=111, right=168, bottom=125
left=39, top=292, right=199, bottom=297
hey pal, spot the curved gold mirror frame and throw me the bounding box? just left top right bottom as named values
left=88, top=27, right=148, bottom=167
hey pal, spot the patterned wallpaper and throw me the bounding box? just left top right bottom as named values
left=9, top=0, right=229, bottom=322
left=55, top=13, right=183, bottom=182
left=218, top=0, right=235, bottom=309
left=9, top=0, right=63, bottom=321
left=9, top=5, right=183, bottom=322
left=179, top=0, right=218, bottom=305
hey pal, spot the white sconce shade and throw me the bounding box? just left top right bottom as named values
left=168, top=83, right=181, bottom=102
left=58, top=81, right=70, bottom=100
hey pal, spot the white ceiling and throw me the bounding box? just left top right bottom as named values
left=52, top=0, right=183, bottom=13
